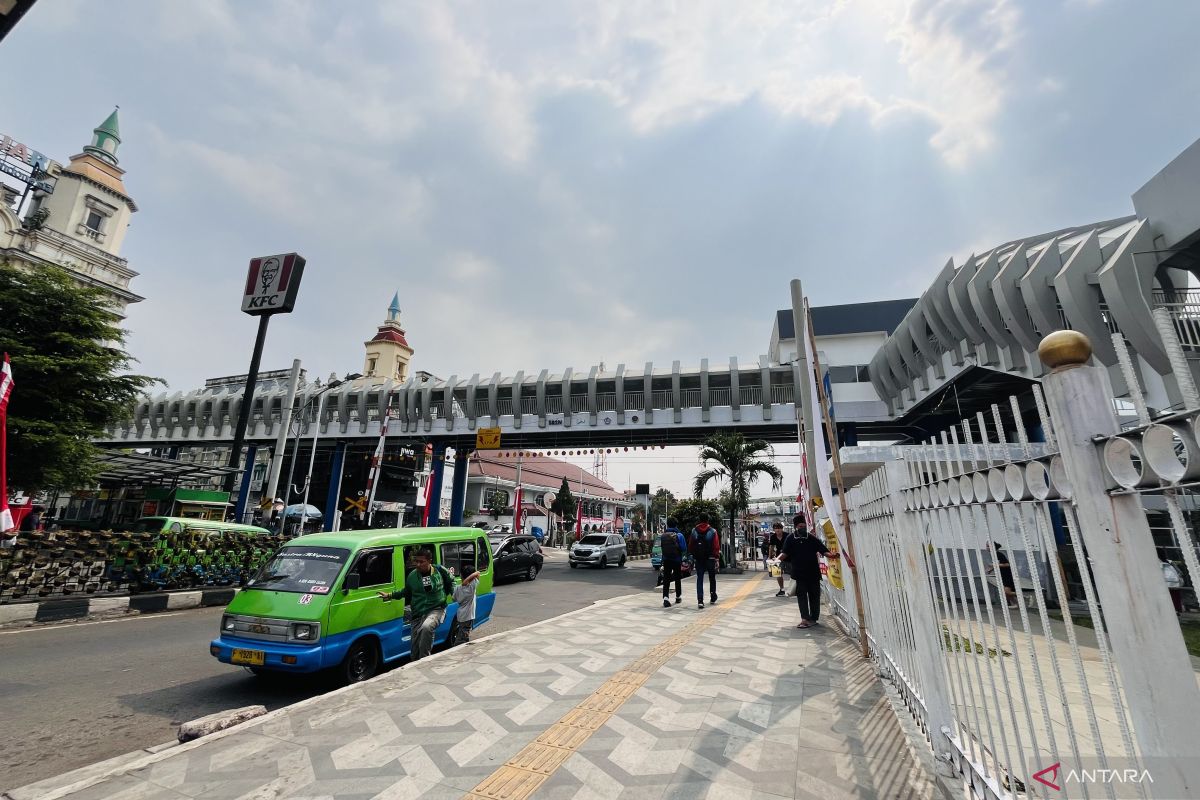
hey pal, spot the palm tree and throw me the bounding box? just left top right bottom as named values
left=693, top=432, right=783, bottom=567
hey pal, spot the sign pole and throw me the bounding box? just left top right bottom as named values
left=226, top=251, right=307, bottom=504
left=805, top=302, right=869, bottom=658
left=223, top=314, right=270, bottom=496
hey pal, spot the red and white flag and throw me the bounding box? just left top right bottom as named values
left=1, top=353, right=14, bottom=533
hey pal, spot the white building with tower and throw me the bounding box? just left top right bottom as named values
left=0, top=109, right=142, bottom=316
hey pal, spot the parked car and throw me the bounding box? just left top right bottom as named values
left=490, top=534, right=543, bottom=582
left=569, top=533, right=627, bottom=569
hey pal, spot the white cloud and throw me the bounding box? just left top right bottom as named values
left=886, top=0, right=1021, bottom=166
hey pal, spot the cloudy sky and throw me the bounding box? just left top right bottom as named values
left=5, top=0, right=1200, bottom=500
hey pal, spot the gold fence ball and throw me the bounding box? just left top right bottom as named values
left=1038, top=330, right=1092, bottom=370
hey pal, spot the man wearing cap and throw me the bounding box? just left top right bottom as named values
left=779, top=513, right=837, bottom=628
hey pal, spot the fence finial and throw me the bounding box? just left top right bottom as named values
left=1038, top=330, right=1091, bottom=370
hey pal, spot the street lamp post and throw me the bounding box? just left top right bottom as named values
left=285, top=373, right=361, bottom=534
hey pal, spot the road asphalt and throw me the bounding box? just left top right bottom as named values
left=0, top=550, right=662, bottom=788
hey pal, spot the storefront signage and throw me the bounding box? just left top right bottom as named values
left=242, top=253, right=306, bottom=315
left=0, top=133, right=55, bottom=193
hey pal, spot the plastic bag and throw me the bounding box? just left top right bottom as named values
left=787, top=580, right=799, bottom=597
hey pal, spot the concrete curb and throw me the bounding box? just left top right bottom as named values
left=0, top=588, right=238, bottom=627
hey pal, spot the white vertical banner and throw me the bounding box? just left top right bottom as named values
left=800, top=300, right=845, bottom=544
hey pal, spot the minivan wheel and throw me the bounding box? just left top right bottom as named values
left=342, top=639, right=379, bottom=684
left=599, top=556, right=608, bottom=569
left=618, top=554, right=626, bottom=567
left=526, top=565, right=538, bottom=581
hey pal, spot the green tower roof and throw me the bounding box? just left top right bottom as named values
left=96, top=108, right=121, bottom=141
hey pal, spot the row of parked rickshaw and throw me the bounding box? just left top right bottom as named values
left=1, top=517, right=286, bottom=600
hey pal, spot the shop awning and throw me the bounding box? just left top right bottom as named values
left=93, top=451, right=241, bottom=488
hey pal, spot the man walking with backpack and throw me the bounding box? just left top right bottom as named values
left=689, top=513, right=720, bottom=608
left=659, top=517, right=687, bottom=607
left=779, top=514, right=836, bottom=628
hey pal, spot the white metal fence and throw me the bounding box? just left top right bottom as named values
left=834, top=317, right=1200, bottom=800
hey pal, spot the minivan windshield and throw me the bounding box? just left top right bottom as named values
left=245, top=546, right=349, bottom=594
left=579, top=535, right=608, bottom=545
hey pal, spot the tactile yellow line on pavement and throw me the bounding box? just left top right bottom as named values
left=463, top=574, right=764, bottom=800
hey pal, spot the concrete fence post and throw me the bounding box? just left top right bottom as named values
left=1040, top=333, right=1200, bottom=798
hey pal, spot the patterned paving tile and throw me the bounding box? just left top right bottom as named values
left=47, top=583, right=932, bottom=800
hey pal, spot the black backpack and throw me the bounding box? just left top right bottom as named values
left=660, top=531, right=681, bottom=560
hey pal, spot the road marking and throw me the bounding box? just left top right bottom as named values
left=462, top=574, right=764, bottom=800
left=0, top=611, right=192, bottom=636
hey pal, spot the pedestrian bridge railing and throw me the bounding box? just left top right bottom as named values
left=834, top=320, right=1200, bottom=800
left=99, top=357, right=804, bottom=446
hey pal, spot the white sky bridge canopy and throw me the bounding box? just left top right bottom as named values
left=98, top=356, right=805, bottom=450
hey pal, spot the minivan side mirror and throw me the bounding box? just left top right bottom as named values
left=344, top=573, right=361, bottom=593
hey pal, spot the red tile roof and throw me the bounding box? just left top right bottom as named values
left=369, top=326, right=410, bottom=347
left=469, top=452, right=627, bottom=501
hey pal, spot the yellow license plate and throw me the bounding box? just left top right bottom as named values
left=231, top=648, right=265, bottom=666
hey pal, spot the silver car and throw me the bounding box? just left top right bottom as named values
left=569, top=533, right=627, bottom=569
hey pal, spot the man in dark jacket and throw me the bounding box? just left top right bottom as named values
left=780, top=514, right=836, bottom=628
left=689, top=514, right=720, bottom=608
left=659, top=518, right=687, bottom=608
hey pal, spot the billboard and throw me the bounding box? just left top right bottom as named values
left=242, top=253, right=305, bottom=315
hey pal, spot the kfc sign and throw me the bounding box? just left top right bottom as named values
left=242, top=253, right=305, bottom=315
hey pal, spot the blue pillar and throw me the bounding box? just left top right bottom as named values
left=427, top=443, right=447, bottom=527
left=449, top=449, right=470, bottom=526
left=324, top=441, right=347, bottom=532
left=234, top=444, right=257, bottom=523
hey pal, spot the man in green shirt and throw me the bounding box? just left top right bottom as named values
left=378, top=548, right=452, bottom=661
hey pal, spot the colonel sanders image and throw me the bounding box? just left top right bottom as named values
left=260, top=257, right=281, bottom=294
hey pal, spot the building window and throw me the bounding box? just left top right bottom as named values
left=828, top=365, right=873, bottom=384
left=484, top=488, right=510, bottom=507
left=85, top=210, right=105, bottom=232
left=366, top=357, right=377, bottom=375
left=828, top=366, right=859, bottom=383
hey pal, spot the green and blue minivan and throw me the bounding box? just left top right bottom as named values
left=209, top=527, right=495, bottom=683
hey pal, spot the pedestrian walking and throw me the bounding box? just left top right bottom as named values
left=659, top=517, right=687, bottom=608
left=689, top=513, right=720, bottom=608
left=986, top=541, right=1018, bottom=608
left=779, top=514, right=835, bottom=628
left=767, top=522, right=788, bottom=597
left=452, top=567, right=483, bottom=642
left=1160, top=550, right=1184, bottom=615
left=379, top=548, right=454, bottom=661
left=19, top=505, right=43, bottom=532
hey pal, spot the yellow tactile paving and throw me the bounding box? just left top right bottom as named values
left=461, top=574, right=764, bottom=800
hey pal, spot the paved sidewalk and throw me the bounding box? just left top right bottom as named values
left=12, top=574, right=934, bottom=800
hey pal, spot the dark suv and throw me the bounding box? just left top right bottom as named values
left=489, top=534, right=544, bottom=582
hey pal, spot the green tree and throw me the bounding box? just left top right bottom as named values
left=669, top=497, right=723, bottom=536
left=487, top=489, right=508, bottom=519
left=549, top=477, right=576, bottom=521
left=0, top=265, right=158, bottom=492
left=549, top=477, right=577, bottom=545
left=628, top=504, right=647, bottom=537
left=693, top=432, right=782, bottom=566
left=649, top=487, right=676, bottom=532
